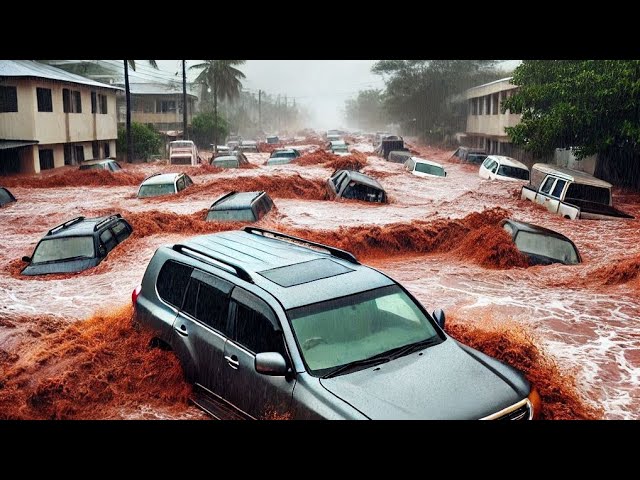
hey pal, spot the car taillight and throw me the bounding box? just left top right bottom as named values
left=132, top=284, right=142, bottom=306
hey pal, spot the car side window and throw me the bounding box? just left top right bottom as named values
left=182, top=271, right=233, bottom=335
left=482, top=158, right=492, bottom=168
left=337, top=173, right=350, bottom=193
left=551, top=179, right=566, bottom=198
left=157, top=261, right=193, bottom=309
left=185, top=175, right=193, bottom=186
left=176, top=177, right=186, bottom=191
left=540, top=176, right=555, bottom=194
left=231, top=289, right=286, bottom=358
left=99, top=228, right=117, bottom=252
left=490, top=161, right=499, bottom=174
left=332, top=172, right=344, bottom=187
left=112, top=220, right=131, bottom=243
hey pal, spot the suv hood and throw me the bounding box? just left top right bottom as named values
left=319, top=339, right=529, bottom=419
left=22, top=258, right=100, bottom=276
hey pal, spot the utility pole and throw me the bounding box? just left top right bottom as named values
left=277, top=94, right=281, bottom=132
left=182, top=60, right=188, bottom=140
left=124, top=60, right=132, bottom=163
left=284, top=95, right=287, bottom=133
left=258, top=89, right=262, bottom=133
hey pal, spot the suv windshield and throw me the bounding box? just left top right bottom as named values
left=138, top=184, right=176, bottom=198
left=415, top=163, right=445, bottom=177
left=287, top=285, right=440, bottom=376
left=206, top=208, right=256, bottom=222
left=498, top=165, right=529, bottom=180
left=514, top=231, right=579, bottom=264
left=31, top=236, right=95, bottom=263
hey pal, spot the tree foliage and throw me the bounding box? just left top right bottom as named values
left=344, top=89, right=385, bottom=131
left=188, top=112, right=229, bottom=148
left=502, top=60, right=640, bottom=159
left=117, top=122, right=161, bottom=161
left=372, top=60, right=504, bottom=141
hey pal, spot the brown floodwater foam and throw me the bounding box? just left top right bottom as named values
left=293, top=150, right=335, bottom=166
left=1, top=169, right=146, bottom=188
left=445, top=314, right=602, bottom=419
left=324, top=151, right=368, bottom=172
left=0, top=305, right=193, bottom=420
left=593, top=255, right=640, bottom=286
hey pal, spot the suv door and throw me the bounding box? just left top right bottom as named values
left=222, top=287, right=295, bottom=418
left=171, top=269, right=234, bottom=394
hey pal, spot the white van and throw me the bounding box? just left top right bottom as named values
left=169, top=140, right=199, bottom=166
left=479, top=155, right=530, bottom=182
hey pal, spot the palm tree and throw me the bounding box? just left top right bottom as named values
left=190, top=60, right=246, bottom=152
left=124, top=60, right=158, bottom=162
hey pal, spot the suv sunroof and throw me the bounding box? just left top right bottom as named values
left=258, top=258, right=354, bottom=287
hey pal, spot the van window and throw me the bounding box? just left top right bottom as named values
left=540, top=177, right=555, bottom=194
left=551, top=179, right=567, bottom=198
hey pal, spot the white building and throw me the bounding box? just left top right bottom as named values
left=0, top=60, right=121, bottom=174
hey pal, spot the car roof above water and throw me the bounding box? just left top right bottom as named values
left=141, top=173, right=181, bottom=185
left=45, top=214, right=124, bottom=239
left=168, top=229, right=393, bottom=309
left=210, top=191, right=266, bottom=210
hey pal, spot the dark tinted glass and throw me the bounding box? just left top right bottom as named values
left=157, top=261, right=193, bottom=309
left=235, top=303, right=285, bottom=356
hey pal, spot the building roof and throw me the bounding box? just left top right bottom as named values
left=178, top=230, right=393, bottom=309
left=410, top=157, right=444, bottom=168
left=467, top=77, right=514, bottom=91
left=141, top=173, right=181, bottom=185
left=0, top=139, right=38, bottom=150
left=531, top=163, right=612, bottom=188
left=125, top=82, right=198, bottom=98
left=487, top=155, right=529, bottom=170
left=0, top=60, right=121, bottom=91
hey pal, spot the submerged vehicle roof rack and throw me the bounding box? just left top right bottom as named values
left=47, top=216, right=85, bottom=236
left=93, top=214, right=123, bottom=231
left=243, top=227, right=360, bottom=265
left=143, top=172, right=162, bottom=181
left=172, top=244, right=254, bottom=283
left=209, top=191, right=238, bottom=208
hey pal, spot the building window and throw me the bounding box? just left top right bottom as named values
left=471, top=98, right=478, bottom=115
left=104, top=142, right=110, bottom=158
left=91, top=91, right=97, bottom=113
left=63, top=88, right=82, bottom=113
left=37, top=88, right=53, bottom=112
left=99, top=94, right=108, bottom=114
left=0, top=86, right=18, bottom=112
left=75, top=146, right=85, bottom=162
left=39, top=149, right=54, bottom=170
left=64, top=144, right=85, bottom=165
left=156, top=100, right=176, bottom=113
left=492, top=93, right=499, bottom=115
left=92, top=141, right=100, bottom=159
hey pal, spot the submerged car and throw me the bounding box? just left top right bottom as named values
left=137, top=172, right=194, bottom=198
left=237, top=140, right=259, bottom=153
left=451, top=146, right=488, bottom=164
left=78, top=159, right=122, bottom=172
left=211, top=154, right=249, bottom=168
left=327, top=169, right=387, bottom=203
left=21, top=214, right=133, bottom=276
left=327, top=140, right=349, bottom=156
left=266, top=135, right=279, bottom=144
left=388, top=150, right=412, bottom=164
left=501, top=219, right=581, bottom=265
left=479, top=155, right=530, bottom=182
left=404, top=157, right=447, bottom=178
left=169, top=140, right=199, bottom=166
left=266, top=149, right=300, bottom=166
left=0, top=187, right=16, bottom=207
left=205, top=191, right=274, bottom=222
left=132, top=227, right=540, bottom=419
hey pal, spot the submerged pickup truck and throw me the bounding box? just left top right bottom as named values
left=521, top=163, right=634, bottom=220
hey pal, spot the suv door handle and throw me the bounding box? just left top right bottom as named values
left=225, top=355, right=239, bottom=369
left=175, top=324, right=188, bottom=337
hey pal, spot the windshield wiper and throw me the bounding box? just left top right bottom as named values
left=387, top=337, right=441, bottom=361
left=322, top=353, right=392, bottom=379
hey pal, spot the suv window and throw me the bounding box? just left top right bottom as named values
left=157, top=261, right=193, bottom=309
left=232, top=289, right=286, bottom=357
left=336, top=173, right=351, bottom=193
left=100, top=228, right=117, bottom=252
left=551, top=179, right=566, bottom=198
left=112, top=220, right=130, bottom=242
left=182, top=271, right=233, bottom=335
left=332, top=171, right=345, bottom=187
left=540, top=177, right=555, bottom=194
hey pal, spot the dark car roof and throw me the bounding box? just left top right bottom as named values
left=502, top=219, right=573, bottom=241
left=173, top=229, right=394, bottom=310
left=333, top=170, right=384, bottom=190
left=210, top=191, right=267, bottom=210
left=44, top=214, right=126, bottom=239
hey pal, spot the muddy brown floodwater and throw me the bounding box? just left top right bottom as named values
left=1, top=137, right=639, bottom=419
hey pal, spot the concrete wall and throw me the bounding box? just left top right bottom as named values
left=553, top=149, right=597, bottom=175
left=0, top=80, right=36, bottom=139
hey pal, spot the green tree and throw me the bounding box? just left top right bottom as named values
left=502, top=60, right=640, bottom=159
left=189, top=112, right=229, bottom=149
left=117, top=122, right=161, bottom=161
left=344, top=89, right=385, bottom=131
left=124, top=60, right=158, bottom=162
left=190, top=60, right=246, bottom=150
left=372, top=60, right=504, bottom=142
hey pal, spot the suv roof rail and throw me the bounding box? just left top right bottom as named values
left=172, top=244, right=254, bottom=283
left=94, top=213, right=123, bottom=231
left=47, top=216, right=85, bottom=236
left=244, top=227, right=360, bottom=265
left=143, top=172, right=162, bottom=181
left=210, top=191, right=237, bottom=208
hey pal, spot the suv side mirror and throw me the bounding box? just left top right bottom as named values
left=22, top=255, right=31, bottom=263
left=255, top=352, right=288, bottom=376
left=432, top=309, right=445, bottom=329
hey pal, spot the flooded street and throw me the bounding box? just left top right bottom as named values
left=1, top=140, right=639, bottom=419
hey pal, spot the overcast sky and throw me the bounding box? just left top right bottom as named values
left=147, top=60, right=520, bottom=129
